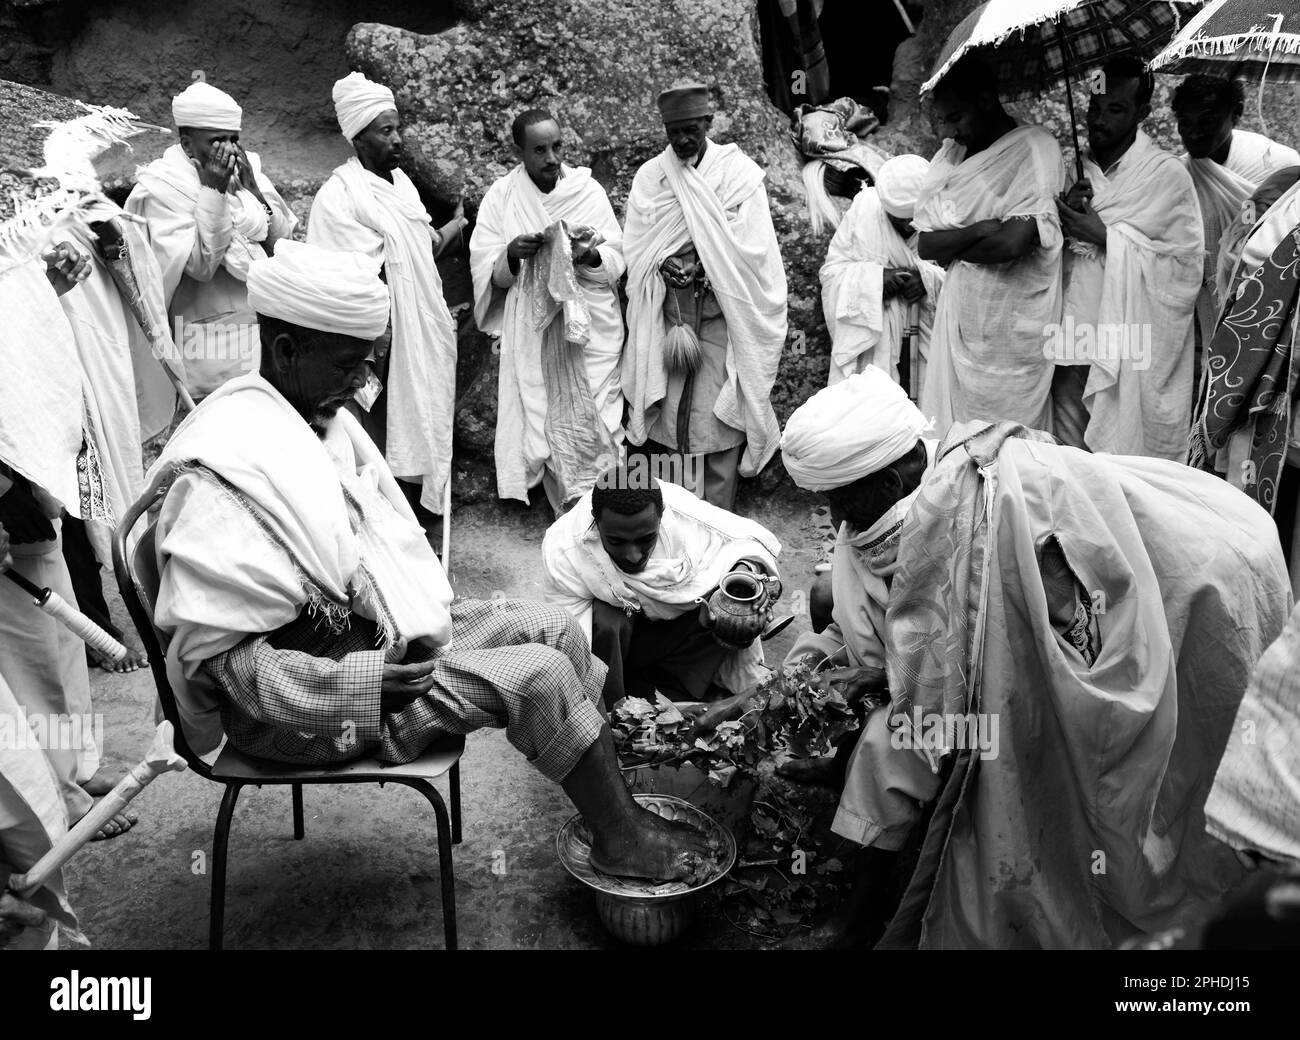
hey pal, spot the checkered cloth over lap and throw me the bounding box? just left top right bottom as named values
left=205, top=598, right=608, bottom=780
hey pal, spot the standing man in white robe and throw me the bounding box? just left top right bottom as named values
left=470, top=109, right=626, bottom=511
left=308, top=72, right=467, bottom=517
left=0, top=247, right=136, bottom=840
left=819, top=154, right=943, bottom=397
left=1053, top=57, right=1202, bottom=459
left=622, top=82, right=788, bottom=512
left=126, top=81, right=296, bottom=400
left=913, top=56, right=1065, bottom=438
left=1173, top=75, right=1300, bottom=371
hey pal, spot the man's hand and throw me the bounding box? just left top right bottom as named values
left=884, top=268, right=926, bottom=302
left=0, top=484, right=55, bottom=545
left=1056, top=195, right=1107, bottom=248
left=0, top=890, right=47, bottom=947
left=380, top=660, right=437, bottom=714
left=507, top=232, right=545, bottom=262
left=660, top=256, right=699, bottom=289
left=231, top=144, right=269, bottom=206
left=681, top=693, right=747, bottom=739
left=193, top=140, right=237, bottom=193
left=41, top=242, right=90, bottom=297
left=1060, top=178, right=1093, bottom=213
left=814, top=665, right=887, bottom=706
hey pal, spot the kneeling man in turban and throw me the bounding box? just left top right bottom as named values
left=145, top=242, right=716, bottom=884
left=819, top=154, right=944, bottom=396
left=698, top=366, right=1291, bottom=948
left=542, top=465, right=784, bottom=709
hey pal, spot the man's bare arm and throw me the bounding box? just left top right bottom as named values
left=918, top=219, right=1002, bottom=265
left=957, top=217, right=1041, bottom=264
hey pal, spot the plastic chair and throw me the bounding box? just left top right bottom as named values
left=111, top=474, right=464, bottom=950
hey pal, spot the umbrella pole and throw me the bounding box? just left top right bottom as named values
left=1061, top=64, right=1086, bottom=184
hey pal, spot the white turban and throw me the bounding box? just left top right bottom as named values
left=332, top=71, right=397, bottom=142
left=172, top=81, right=242, bottom=131
left=247, top=241, right=390, bottom=341
left=780, top=367, right=930, bottom=491
left=875, top=154, right=930, bottom=220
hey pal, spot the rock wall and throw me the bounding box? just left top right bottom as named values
left=1, top=0, right=456, bottom=180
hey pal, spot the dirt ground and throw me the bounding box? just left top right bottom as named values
left=66, top=490, right=858, bottom=950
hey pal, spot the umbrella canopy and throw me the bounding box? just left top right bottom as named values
left=1149, top=0, right=1300, bottom=81
left=922, top=0, right=1201, bottom=97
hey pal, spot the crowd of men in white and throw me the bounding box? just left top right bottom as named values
left=3, top=51, right=1300, bottom=950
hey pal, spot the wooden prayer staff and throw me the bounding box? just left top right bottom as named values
left=7, top=722, right=187, bottom=898
left=2, top=567, right=127, bottom=664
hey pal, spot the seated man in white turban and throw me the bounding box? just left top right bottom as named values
left=126, top=80, right=297, bottom=399
left=697, top=366, right=1291, bottom=949
left=542, top=464, right=783, bottom=709
left=1053, top=57, right=1201, bottom=459
left=308, top=72, right=467, bottom=519
left=470, top=109, right=627, bottom=513
left=622, top=82, right=788, bottom=513
left=146, top=241, right=715, bottom=884
left=819, top=154, right=943, bottom=397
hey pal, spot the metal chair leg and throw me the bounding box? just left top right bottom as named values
left=450, top=762, right=462, bottom=845
left=410, top=780, right=457, bottom=951
left=210, top=782, right=243, bottom=951
left=292, top=783, right=304, bottom=840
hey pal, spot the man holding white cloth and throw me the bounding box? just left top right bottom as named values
left=127, top=80, right=297, bottom=399
left=1054, top=58, right=1202, bottom=459
left=819, top=154, right=944, bottom=393
left=308, top=72, right=466, bottom=515
left=470, top=109, right=626, bottom=511
left=622, top=82, right=788, bottom=512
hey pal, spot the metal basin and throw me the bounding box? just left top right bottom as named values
left=556, top=793, right=737, bottom=946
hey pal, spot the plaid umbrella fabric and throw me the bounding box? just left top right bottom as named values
left=1150, top=0, right=1300, bottom=81
left=922, top=0, right=1202, bottom=98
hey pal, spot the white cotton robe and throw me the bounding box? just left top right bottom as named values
left=913, top=125, right=1065, bottom=437
left=469, top=164, right=626, bottom=503
left=1062, top=132, right=1203, bottom=460
left=126, top=144, right=296, bottom=398
left=622, top=142, right=788, bottom=477
left=308, top=158, right=458, bottom=509
left=819, top=185, right=944, bottom=394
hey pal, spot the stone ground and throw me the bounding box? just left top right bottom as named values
left=66, top=490, right=857, bottom=950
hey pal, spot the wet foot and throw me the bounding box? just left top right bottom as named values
left=589, top=807, right=721, bottom=884
left=89, top=810, right=138, bottom=842
left=775, top=755, right=840, bottom=788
